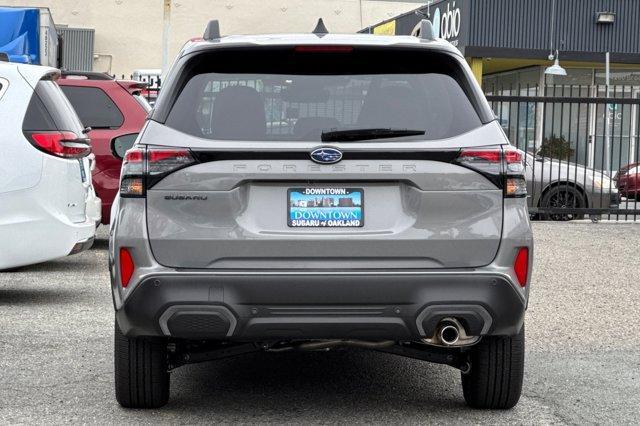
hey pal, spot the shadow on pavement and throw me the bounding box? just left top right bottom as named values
left=90, top=238, right=109, bottom=250
left=0, top=288, right=79, bottom=305
left=164, top=349, right=465, bottom=415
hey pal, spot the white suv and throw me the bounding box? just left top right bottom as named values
left=0, top=61, right=101, bottom=270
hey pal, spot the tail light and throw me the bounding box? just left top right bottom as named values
left=513, top=247, right=529, bottom=287
left=456, top=146, right=526, bottom=198
left=119, top=247, right=135, bottom=288
left=120, top=146, right=196, bottom=197
left=25, top=131, right=91, bottom=159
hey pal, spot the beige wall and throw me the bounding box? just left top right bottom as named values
left=3, top=0, right=421, bottom=77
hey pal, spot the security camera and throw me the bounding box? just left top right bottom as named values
left=548, top=53, right=555, bottom=61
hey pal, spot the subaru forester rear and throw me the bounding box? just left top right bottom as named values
left=110, top=22, right=533, bottom=409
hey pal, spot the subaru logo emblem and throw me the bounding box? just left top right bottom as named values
left=310, top=147, right=343, bottom=164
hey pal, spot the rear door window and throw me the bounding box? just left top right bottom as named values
left=23, top=80, right=85, bottom=134
left=164, top=48, right=483, bottom=142
left=60, top=86, right=124, bottom=129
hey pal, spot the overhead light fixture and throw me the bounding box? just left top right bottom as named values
left=596, top=12, right=616, bottom=24
left=545, top=50, right=567, bottom=76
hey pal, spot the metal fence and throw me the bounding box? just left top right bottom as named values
left=136, top=79, right=640, bottom=221
left=487, top=84, right=640, bottom=221
left=130, top=75, right=161, bottom=106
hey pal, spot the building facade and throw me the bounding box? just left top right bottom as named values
left=364, top=0, right=640, bottom=172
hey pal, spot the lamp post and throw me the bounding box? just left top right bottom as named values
left=161, top=0, right=171, bottom=73
left=604, top=51, right=611, bottom=176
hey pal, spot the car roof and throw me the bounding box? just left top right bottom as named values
left=0, top=61, right=59, bottom=86
left=181, top=33, right=462, bottom=58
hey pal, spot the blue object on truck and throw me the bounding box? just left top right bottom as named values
left=0, top=7, right=58, bottom=67
left=0, top=7, right=40, bottom=64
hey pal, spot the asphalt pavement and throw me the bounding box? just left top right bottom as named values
left=1, top=222, right=639, bottom=424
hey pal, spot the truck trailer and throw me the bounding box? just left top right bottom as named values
left=0, top=6, right=59, bottom=67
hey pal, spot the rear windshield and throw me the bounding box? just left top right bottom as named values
left=23, top=80, right=85, bottom=134
left=164, top=48, right=482, bottom=142
left=60, top=86, right=124, bottom=129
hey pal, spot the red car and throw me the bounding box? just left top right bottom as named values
left=614, top=162, right=640, bottom=200
left=58, top=72, right=150, bottom=224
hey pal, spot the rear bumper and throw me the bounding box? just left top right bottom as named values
left=115, top=271, right=526, bottom=341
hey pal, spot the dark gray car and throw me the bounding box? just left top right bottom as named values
left=109, top=22, right=533, bottom=409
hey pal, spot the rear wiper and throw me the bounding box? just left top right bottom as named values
left=321, top=128, right=426, bottom=142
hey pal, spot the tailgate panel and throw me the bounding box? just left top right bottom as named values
left=146, top=160, right=503, bottom=269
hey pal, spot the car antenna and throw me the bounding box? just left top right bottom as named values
left=312, top=18, right=329, bottom=35
left=419, top=19, right=436, bottom=41
left=203, top=19, right=221, bottom=40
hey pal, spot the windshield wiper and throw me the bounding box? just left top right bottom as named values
left=321, top=128, right=426, bottom=142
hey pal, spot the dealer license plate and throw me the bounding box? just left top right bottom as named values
left=288, top=187, right=364, bottom=227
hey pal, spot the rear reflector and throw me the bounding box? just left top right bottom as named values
left=119, top=248, right=134, bottom=288
left=27, top=131, right=91, bottom=158
left=514, top=247, right=529, bottom=287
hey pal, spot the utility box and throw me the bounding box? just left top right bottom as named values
left=58, top=27, right=95, bottom=71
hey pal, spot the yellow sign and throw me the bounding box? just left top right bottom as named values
left=373, top=20, right=396, bottom=35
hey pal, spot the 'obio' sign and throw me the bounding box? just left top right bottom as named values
left=433, top=1, right=461, bottom=43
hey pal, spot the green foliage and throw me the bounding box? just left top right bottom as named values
left=539, top=135, right=574, bottom=160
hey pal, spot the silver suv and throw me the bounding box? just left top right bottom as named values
left=109, top=20, right=533, bottom=409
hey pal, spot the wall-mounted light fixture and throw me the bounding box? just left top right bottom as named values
left=596, top=12, right=616, bottom=24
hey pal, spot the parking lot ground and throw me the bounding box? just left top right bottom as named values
left=1, top=223, right=639, bottom=424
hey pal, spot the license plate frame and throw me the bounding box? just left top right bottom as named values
left=288, top=187, right=364, bottom=228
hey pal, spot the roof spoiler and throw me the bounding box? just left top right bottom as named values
left=61, top=70, right=113, bottom=80
left=117, top=80, right=150, bottom=94
left=203, top=20, right=220, bottom=40
left=419, top=19, right=436, bottom=41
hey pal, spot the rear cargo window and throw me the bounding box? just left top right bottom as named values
left=164, top=48, right=482, bottom=142
left=23, top=80, right=85, bottom=134
left=60, top=86, right=124, bottom=129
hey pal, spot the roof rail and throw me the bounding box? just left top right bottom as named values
left=312, top=18, right=329, bottom=35
left=0, top=52, right=8, bottom=62
left=419, top=19, right=436, bottom=41
left=61, top=70, right=114, bottom=80
left=203, top=20, right=221, bottom=40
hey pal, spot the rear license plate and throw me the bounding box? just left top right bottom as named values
left=78, top=159, right=87, bottom=183
left=288, top=187, right=364, bottom=227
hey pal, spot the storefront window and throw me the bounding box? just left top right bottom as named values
left=595, top=69, right=640, bottom=86
left=544, top=68, right=593, bottom=94
left=483, top=67, right=540, bottom=96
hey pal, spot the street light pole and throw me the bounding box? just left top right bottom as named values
left=161, top=0, right=171, bottom=73
left=605, top=51, right=611, bottom=175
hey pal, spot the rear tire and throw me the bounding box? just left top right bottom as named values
left=461, top=326, right=525, bottom=409
left=114, top=320, right=170, bottom=408
left=539, top=186, right=585, bottom=221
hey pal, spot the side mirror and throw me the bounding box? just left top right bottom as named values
left=111, top=133, right=138, bottom=160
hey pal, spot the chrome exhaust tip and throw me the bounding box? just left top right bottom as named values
left=421, top=317, right=480, bottom=347
left=439, top=324, right=460, bottom=346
